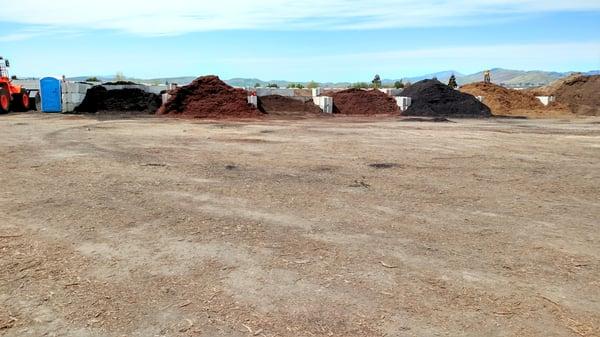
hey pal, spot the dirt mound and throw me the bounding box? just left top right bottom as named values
left=258, top=95, right=322, bottom=115
left=528, top=73, right=583, bottom=96
left=550, top=75, right=600, bottom=115
left=325, top=89, right=400, bottom=115
left=159, top=75, right=261, bottom=119
left=75, top=86, right=161, bottom=114
left=402, top=80, right=491, bottom=118
left=461, top=82, right=572, bottom=118
left=459, top=82, right=546, bottom=115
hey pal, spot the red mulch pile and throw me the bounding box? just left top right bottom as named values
left=258, top=95, right=322, bottom=115
left=325, top=89, right=400, bottom=115
left=158, top=75, right=262, bottom=118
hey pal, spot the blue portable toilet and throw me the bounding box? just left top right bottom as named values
left=40, top=77, right=62, bottom=112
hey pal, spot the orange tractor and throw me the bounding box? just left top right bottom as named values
left=0, top=56, right=32, bottom=113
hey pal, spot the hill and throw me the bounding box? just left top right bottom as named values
left=66, top=68, right=598, bottom=88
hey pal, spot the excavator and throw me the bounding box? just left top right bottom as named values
left=0, top=56, right=32, bottom=113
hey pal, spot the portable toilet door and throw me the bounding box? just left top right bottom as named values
left=40, top=77, right=62, bottom=112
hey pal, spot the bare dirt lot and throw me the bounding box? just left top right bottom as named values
left=1, top=113, right=599, bottom=337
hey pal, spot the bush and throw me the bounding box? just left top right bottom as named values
left=307, top=81, right=319, bottom=89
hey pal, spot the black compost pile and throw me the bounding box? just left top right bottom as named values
left=402, top=79, right=492, bottom=117
left=75, top=86, right=161, bottom=114
left=102, top=81, right=138, bottom=85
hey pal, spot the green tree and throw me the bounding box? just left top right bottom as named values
left=307, top=81, right=320, bottom=89
left=371, top=74, right=382, bottom=89
left=295, top=83, right=304, bottom=89
left=394, top=80, right=404, bottom=89
left=448, top=74, right=458, bottom=89
left=267, top=83, right=279, bottom=88
left=254, top=83, right=261, bottom=88
left=86, top=77, right=99, bottom=82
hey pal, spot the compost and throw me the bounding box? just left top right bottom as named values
left=258, top=95, right=322, bottom=115
left=401, top=79, right=491, bottom=117
left=460, top=82, right=545, bottom=116
left=326, top=89, right=399, bottom=115
left=528, top=74, right=582, bottom=97
left=159, top=75, right=261, bottom=118
left=551, top=75, right=600, bottom=115
left=75, top=86, right=161, bottom=114
left=102, top=81, right=138, bottom=86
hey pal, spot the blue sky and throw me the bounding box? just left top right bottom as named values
left=1, top=0, right=599, bottom=81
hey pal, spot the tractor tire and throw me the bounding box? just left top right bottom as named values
left=0, top=86, right=10, bottom=114
left=12, top=89, right=31, bottom=112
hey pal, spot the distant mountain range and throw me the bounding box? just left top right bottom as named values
left=68, top=68, right=599, bottom=88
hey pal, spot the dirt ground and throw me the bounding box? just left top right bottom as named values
left=1, top=113, right=599, bottom=337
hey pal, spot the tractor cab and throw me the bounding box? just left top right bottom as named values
left=0, top=56, right=32, bottom=113
left=0, top=57, right=10, bottom=79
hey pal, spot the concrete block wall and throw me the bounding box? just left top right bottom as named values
left=62, top=82, right=93, bottom=112
left=395, top=97, right=412, bottom=111
left=247, top=95, right=258, bottom=108
left=536, top=96, right=555, bottom=106
left=379, top=88, right=404, bottom=96
left=145, top=85, right=168, bottom=95
left=294, top=89, right=312, bottom=97
left=313, top=96, right=333, bottom=114
left=162, top=93, right=171, bottom=106
left=255, top=88, right=296, bottom=97
left=245, top=87, right=331, bottom=98
left=12, top=80, right=40, bottom=91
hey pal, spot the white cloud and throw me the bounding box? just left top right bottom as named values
left=0, top=0, right=599, bottom=36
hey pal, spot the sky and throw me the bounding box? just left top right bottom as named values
left=1, top=0, right=599, bottom=81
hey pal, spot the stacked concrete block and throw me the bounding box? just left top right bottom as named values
left=12, top=80, right=40, bottom=91
left=247, top=95, right=258, bottom=108
left=62, top=82, right=92, bottom=112
left=293, top=88, right=312, bottom=97
left=395, top=97, right=412, bottom=112
left=313, top=96, right=333, bottom=114
left=379, top=88, right=404, bottom=96
left=145, top=85, right=168, bottom=95
left=536, top=96, right=555, bottom=106
left=162, top=93, right=171, bottom=106
left=255, top=88, right=296, bottom=97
